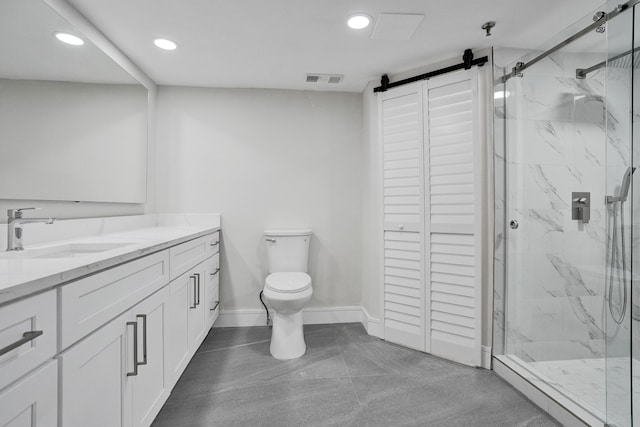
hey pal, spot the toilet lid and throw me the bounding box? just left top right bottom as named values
left=265, top=272, right=312, bottom=293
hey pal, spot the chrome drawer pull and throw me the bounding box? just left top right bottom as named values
left=210, top=241, right=219, bottom=248
left=136, top=314, right=148, bottom=366
left=210, top=301, right=220, bottom=311
left=126, top=322, right=138, bottom=376
left=0, top=330, right=43, bottom=356
left=189, top=275, right=197, bottom=309
left=210, top=268, right=220, bottom=277
left=195, top=273, right=201, bottom=305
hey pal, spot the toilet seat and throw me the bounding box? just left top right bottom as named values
left=265, top=272, right=312, bottom=293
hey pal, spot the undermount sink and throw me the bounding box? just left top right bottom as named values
left=0, top=242, right=135, bottom=259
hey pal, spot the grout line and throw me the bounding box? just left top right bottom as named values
left=335, top=334, right=371, bottom=426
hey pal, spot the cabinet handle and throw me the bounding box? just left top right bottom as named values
left=189, top=275, right=197, bottom=309
left=136, top=314, right=148, bottom=366
left=210, top=268, right=220, bottom=277
left=195, top=273, right=201, bottom=305
left=210, top=301, right=220, bottom=312
left=210, top=241, right=219, bottom=248
left=0, top=330, right=43, bottom=356
left=126, top=322, right=138, bottom=377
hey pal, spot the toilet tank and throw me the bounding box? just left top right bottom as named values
left=264, top=229, right=312, bottom=273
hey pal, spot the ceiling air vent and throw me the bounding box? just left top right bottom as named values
left=306, top=73, right=344, bottom=84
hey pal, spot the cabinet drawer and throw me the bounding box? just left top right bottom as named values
left=210, top=231, right=220, bottom=255
left=206, top=253, right=220, bottom=327
left=170, top=233, right=218, bottom=280
left=60, top=250, right=170, bottom=350
left=0, top=290, right=56, bottom=388
left=0, top=359, right=57, bottom=427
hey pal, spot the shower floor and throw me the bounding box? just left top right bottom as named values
left=527, top=357, right=639, bottom=426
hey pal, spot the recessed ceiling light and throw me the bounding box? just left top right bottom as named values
left=154, top=38, right=177, bottom=50
left=347, top=14, right=371, bottom=30
left=55, top=32, right=84, bottom=46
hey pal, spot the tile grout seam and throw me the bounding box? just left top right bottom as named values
left=334, top=333, right=371, bottom=426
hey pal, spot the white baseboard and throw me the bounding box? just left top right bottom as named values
left=361, top=306, right=382, bottom=338
left=303, top=306, right=363, bottom=324
left=215, top=309, right=269, bottom=327
left=481, top=345, right=492, bottom=369
left=214, top=306, right=363, bottom=328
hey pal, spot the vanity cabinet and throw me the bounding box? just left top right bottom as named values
left=0, top=226, right=220, bottom=427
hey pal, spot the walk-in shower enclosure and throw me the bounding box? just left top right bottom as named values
left=494, top=1, right=640, bottom=425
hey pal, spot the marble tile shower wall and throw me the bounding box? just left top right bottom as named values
left=501, top=53, right=610, bottom=362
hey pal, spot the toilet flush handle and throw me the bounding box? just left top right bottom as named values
left=265, top=238, right=276, bottom=243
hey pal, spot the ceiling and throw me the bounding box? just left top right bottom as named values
left=65, top=0, right=604, bottom=92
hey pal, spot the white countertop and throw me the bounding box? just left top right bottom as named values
left=0, top=214, right=220, bottom=306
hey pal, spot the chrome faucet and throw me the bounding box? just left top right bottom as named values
left=6, top=208, right=55, bottom=251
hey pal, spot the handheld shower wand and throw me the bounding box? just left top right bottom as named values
left=606, top=166, right=636, bottom=324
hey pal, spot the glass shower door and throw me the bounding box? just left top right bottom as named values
left=502, top=10, right=610, bottom=422
left=605, top=3, right=634, bottom=426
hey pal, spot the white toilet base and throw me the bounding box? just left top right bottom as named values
left=270, top=310, right=306, bottom=360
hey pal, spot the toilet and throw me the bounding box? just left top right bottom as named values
left=262, top=229, right=313, bottom=359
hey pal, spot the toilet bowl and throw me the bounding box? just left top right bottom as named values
left=263, top=272, right=313, bottom=359
left=263, top=229, right=313, bottom=360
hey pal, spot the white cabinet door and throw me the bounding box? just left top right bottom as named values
left=0, top=360, right=57, bottom=427
left=167, top=262, right=209, bottom=385
left=130, top=287, right=170, bottom=427
left=168, top=273, right=191, bottom=383
left=188, top=263, right=207, bottom=350
left=59, top=311, right=133, bottom=427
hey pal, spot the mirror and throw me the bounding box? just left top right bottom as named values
left=0, top=0, right=148, bottom=203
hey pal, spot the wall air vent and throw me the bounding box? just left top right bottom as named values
left=305, top=73, right=344, bottom=84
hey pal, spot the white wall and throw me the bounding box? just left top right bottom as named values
left=360, top=50, right=495, bottom=347
left=155, top=87, right=363, bottom=311
left=361, top=80, right=381, bottom=321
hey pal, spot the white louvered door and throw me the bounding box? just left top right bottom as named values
left=424, top=69, right=481, bottom=366
left=380, top=82, right=425, bottom=351
left=379, top=69, right=482, bottom=365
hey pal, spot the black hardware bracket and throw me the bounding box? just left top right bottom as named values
left=373, top=49, right=488, bottom=93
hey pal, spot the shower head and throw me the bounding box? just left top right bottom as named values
left=621, top=166, right=636, bottom=200
left=608, top=53, right=640, bottom=70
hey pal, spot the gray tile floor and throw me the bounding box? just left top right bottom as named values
left=152, top=323, right=560, bottom=427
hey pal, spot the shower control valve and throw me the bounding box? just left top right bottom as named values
left=572, top=191, right=590, bottom=223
